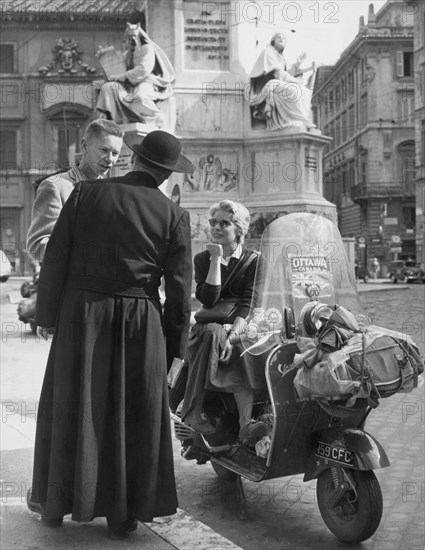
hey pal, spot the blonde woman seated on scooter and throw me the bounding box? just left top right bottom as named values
left=181, top=200, right=267, bottom=446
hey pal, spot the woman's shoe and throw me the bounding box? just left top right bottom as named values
left=107, top=517, right=138, bottom=540
left=239, top=421, right=268, bottom=446
left=26, top=489, right=63, bottom=528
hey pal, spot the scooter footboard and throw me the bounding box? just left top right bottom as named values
left=304, top=427, right=390, bottom=481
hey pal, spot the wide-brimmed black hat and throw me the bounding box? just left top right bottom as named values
left=124, top=131, right=194, bottom=173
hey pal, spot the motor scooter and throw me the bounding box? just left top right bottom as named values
left=171, top=212, right=423, bottom=543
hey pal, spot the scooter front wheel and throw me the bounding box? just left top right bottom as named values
left=317, top=468, right=382, bottom=543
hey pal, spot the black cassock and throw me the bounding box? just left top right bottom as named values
left=31, top=172, right=192, bottom=523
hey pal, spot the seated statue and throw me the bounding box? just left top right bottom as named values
left=95, top=23, right=175, bottom=125
left=245, top=33, right=317, bottom=131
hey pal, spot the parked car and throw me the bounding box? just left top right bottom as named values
left=388, top=260, right=425, bottom=284
left=0, top=250, right=12, bottom=282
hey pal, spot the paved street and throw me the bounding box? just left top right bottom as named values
left=1, top=278, right=424, bottom=549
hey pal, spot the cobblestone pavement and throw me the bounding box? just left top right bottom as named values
left=358, top=284, right=424, bottom=356
left=1, top=280, right=424, bottom=550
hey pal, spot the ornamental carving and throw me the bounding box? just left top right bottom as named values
left=39, top=38, right=97, bottom=76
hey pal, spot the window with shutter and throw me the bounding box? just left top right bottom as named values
left=329, top=90, right=334, bottom=113
left=360, top=155, right=367, bottom=185
left=48, top=109, right=88, bottom=167
left=335, top=116, right=341, bottom=147
left=396, top=51, right=404, bottom=77
left=348, top=105, right=355, bottom=137
left=359, top=94, right=367, bottom=127
left=398, top=141, right=416, bottom=194
left=403, top=52, right=413, bottom=77
left=0, top=129, right=17, bottom=169
left=422, top=69, right=425, bottom=101
left=421, top=120, right=425, bottom=164
left=0, top=44, right=15, bottom=73
left=402, top=157, right=415, bottom=183
left=341, top=111, right=347, bottom=143
left=348, top=70, right=354, bottom=95
left=398, top=90, right=414, bottom=124
left=396, top=51, right=413, bottom=77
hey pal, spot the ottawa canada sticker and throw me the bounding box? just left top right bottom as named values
left=290, top=256, right=332, bottom=300
left=290, top=256, right=330, bottom=273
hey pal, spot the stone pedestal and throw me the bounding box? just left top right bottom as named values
left=177, top=125, right=336, bottom=242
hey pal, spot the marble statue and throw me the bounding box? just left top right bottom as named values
left=96, top=23, right=175, bottom=125
left=245, top=33, right=317, bottom=131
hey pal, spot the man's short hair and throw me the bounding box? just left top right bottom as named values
left=83, top=119, right=124, bottom=141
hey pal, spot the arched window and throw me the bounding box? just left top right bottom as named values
left=45, top=104, right=91, bottom=168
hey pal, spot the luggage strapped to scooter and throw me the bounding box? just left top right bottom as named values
left=346, top=330, right=422, bottom=399
left=293, top=306, right=424, bottom=408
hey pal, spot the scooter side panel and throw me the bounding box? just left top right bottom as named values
left=264, top=343, right=331, bottom=479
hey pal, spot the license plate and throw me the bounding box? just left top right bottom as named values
left=315, top=441, right=354, bottom=466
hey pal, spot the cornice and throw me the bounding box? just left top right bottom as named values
left=0, top=18, right=141, bottom=28
left=315, top=30, right=414, bottom=93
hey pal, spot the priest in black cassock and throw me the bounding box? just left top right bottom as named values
left=27, top=131, right=193, bottom=540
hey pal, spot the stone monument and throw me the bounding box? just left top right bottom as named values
left=113, top=1, right=337, bottom=233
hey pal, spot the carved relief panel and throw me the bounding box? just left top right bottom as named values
left=183, top=151, right=239, bottom=194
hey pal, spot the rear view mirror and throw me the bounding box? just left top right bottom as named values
left=284, top=307, right=296, bottom=339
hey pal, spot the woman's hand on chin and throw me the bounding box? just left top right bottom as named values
left=206, top=243, right=223, bottom=261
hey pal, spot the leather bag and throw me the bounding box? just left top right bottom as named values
left=194, top=297, right=239, bottom=324
left=194, top=250, right=258, bottom=324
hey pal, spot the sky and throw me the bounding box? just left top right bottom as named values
left=237, top=0, right=388, bottom=71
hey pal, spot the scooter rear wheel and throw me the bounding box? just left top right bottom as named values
left=317, top=468, right=382, bottom=543
left=210, top=461, right=237, bottom=482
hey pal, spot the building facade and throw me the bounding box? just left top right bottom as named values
left=405, top=0, right=425, bottom=265
left=0, top=1, right=147, bottom=274
left=312, top=1, right=416, bottom=274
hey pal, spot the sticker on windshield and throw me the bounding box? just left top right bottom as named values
left=289, top=255, right=333, bottom=302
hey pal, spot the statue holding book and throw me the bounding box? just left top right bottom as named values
left=245, top=32, right=317, bottom=131
left=95, top=23, right=175, bottom=125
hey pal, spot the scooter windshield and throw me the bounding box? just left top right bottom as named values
left=243, top=213, right=369, bottom=355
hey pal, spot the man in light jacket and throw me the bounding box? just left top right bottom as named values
left=26, top=118, right=124, bottom=263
